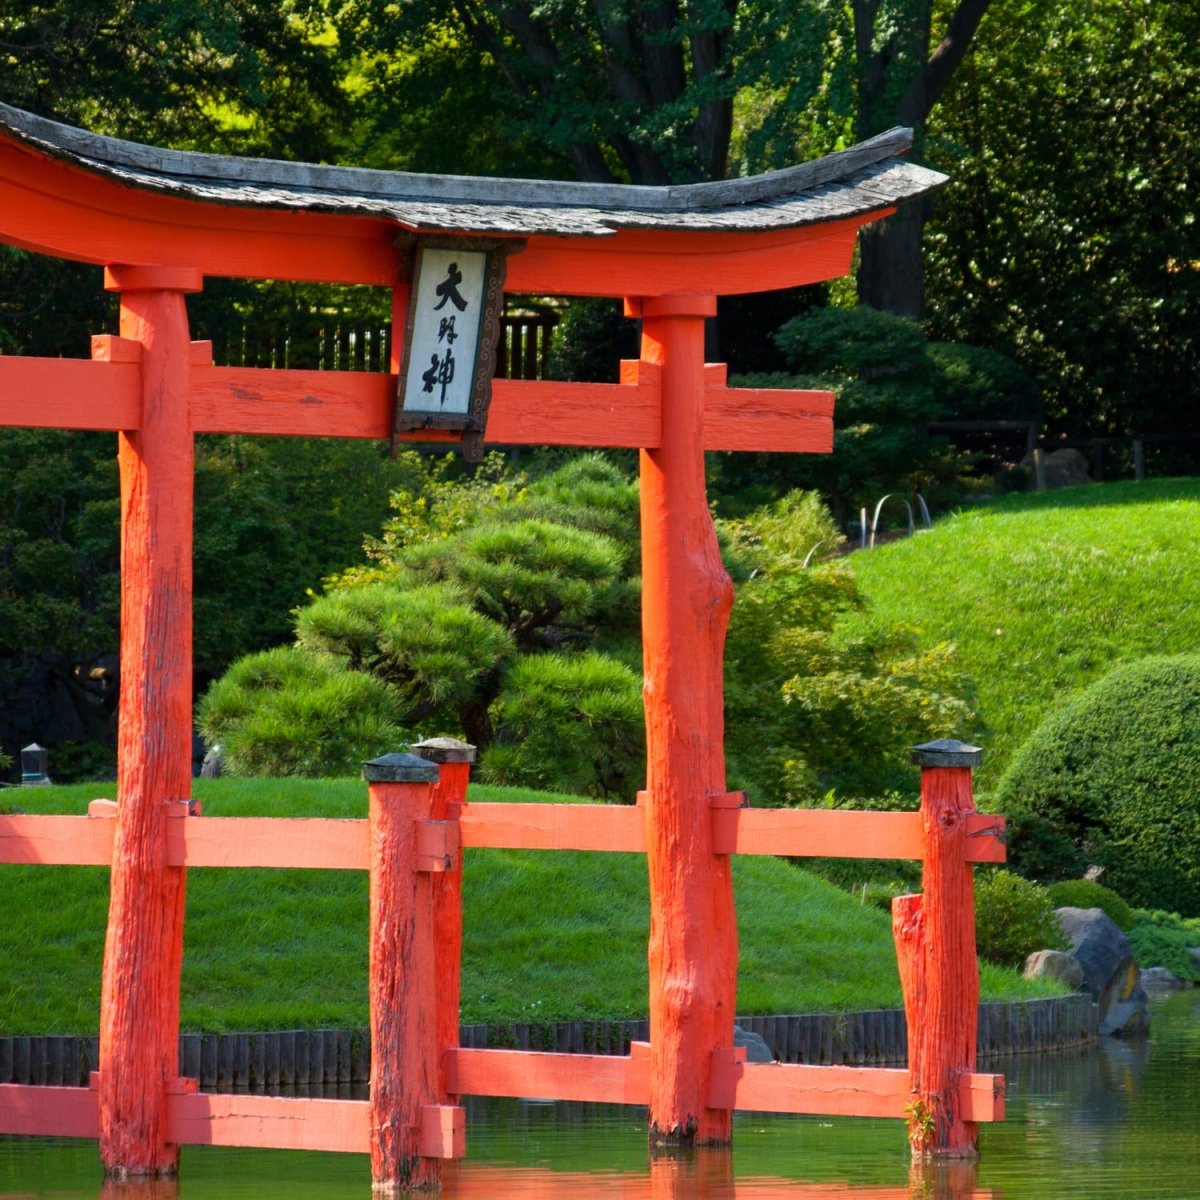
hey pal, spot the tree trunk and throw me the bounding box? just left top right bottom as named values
left=856, top=193, right=932, bottom=320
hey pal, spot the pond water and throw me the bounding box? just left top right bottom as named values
left=2, top=992, right=1197, bottom=1199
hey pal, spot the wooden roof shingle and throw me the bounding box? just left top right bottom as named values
left=0, top=102, right=946, bottom=238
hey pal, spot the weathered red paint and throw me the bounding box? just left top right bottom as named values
left=636, top=294, right=738, bottom=1147
left=366, top=765, right=443, bottom=1191
left=432, top=764, right=470, bottom=1103
left=0, top=804, right=1006, bottom=867
left=893, top=764, right=982, bottom=1159
left=98, top=265, right=200, bottom=1178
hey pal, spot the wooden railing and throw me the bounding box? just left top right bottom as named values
left=0, top=738, right=1004, bottom=1185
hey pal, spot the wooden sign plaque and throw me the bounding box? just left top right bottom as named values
left=395, top=238, right=513, bottom=460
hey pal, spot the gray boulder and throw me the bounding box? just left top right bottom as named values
left=1021, top=447, right=1092, bottom=489
left=1023, top=948, right=1085, bottom=990
left=733, top=1025, right=774, bottom=1063
left=1055, top=907, right=1149, bottom=1036
left=1140, top=966, right=1185, bottom=991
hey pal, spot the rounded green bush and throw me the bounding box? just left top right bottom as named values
left=974, top=869, right=1067, bottom=968
left=996, top=654, right=1200, bottom=915
left=1044, top=880, right=1134, bottom=930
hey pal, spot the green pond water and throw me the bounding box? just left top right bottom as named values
left=2, top=991, right=1197, bottom=1199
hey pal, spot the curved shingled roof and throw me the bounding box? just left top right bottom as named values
left=0, top=101, right=946, bottom=238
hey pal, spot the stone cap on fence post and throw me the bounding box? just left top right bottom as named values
left=407, top=737, right=477, bottom=765
left=362, top=753, right=441, bottom=784
left=910, top=739, right=983, bottom=769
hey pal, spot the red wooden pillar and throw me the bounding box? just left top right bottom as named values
left=408, top=736, right=475, bottom=1103
left=634, top=294, right=738, bottom=1147
left=98, top=264, right=201, bottom=1178
left=365, top=752, right=462, bottom=1192
left=893, top=739, right=983, bottom=1159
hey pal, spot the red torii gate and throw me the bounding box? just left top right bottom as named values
left=0, top=102, right=1003, bottom=1185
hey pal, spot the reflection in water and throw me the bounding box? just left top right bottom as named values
left=438, top=1156, right=990, bottom=1199
left=99, top=1181, right=181, bottom=1200
left=1, top=994, right=1196, bottom=1200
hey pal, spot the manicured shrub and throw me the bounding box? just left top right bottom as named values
left=196, top=646, right=403, bottom=777
left=995, top=655, right=1200, bottom=915
left=482, top=652, right=644, bottom=800
left=974, top=869, right=1067, bottom=968
left=1044, top=880, right=1134, bottom=931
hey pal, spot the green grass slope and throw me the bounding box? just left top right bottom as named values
left=845, top=478, right=1200, bottom=791
left=0, top=779, right=1051, bottom=1035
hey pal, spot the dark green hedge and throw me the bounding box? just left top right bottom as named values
left=995, top=655, right=1200, bottom=915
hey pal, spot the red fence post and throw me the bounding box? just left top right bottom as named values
left=98, top=264, right=201, bottom=1179
left=364, top=752, right=448, bottom=1191
left=635, top=293, right=738, bottom=1148
left=893, top=739, right=983, bottom=1159
left=408, top=737, right=474, bottom=1104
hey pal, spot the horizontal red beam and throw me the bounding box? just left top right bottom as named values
left=0, top=1083, right=469, bottom=1157
left=168, top=1089, right=370, bottom=1154
left=458, top=803, right=646, bottom=853
left=0, top=356, right=139, bottom=430
left=0, top=1061, right=1001, bottom=1154
left=447, top=1046, right=651, bottom=1106
left=0, top=1082, right=100, bottom=1138
left=718, top=810, right=1007, bottom=863
left=713, top=1062, right=1003, bottom=1122
left=703, top=362, right=834, bottom=454
left=0, top=807, right=1004, bottom=868
left=0, top=354, right=832, bottom=456
left=444, top=1048, right=1003, bottom=1122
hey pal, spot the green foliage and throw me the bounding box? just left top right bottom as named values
left=734, top=306, right=1029, bottom=524
left=996, top=654, right=1200, bottom=915
left=196, top=647, right=402, bottom=778
left=927, top=0, right=1200, bottom=440
left=545, top=299, right=638, bottom=384
left=924, top=342, right=1041, bottom=424
left=483, top=653, right=644, bottom=800
left=721, top=489, right=842, bottom=574
left=202, top=454, right=644, bottom=790
left=1126, top=910, right=1200, bottom=983
left=407, top=519, right=623, bottom=649
left=845, top=478, right=1200, bottom=790
left=974, top=869, right=1068, bottom=969
left=1044, top=880, right=1134, bottom=932
left=774, top=306, right=928, bottom=378
left=0, top=2, right=349, bottom=160
left=0, top=428, right=409, bottom=765
left=40, top=741, right=116, bottom=785
left=345, top=0, right=743, bottom=185
left=721, top=492, right=974, bottom=806
left=347, top=452, right=529, bottom=581
left=297, top=582, right=513, bottom=721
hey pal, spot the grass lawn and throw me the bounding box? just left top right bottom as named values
left=0, top=778, right=1056, bottom=1035
left=845, top=477, right=1200, bottom=792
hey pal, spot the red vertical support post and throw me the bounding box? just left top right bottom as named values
left=893, top=739, right=983, bottom=1160
left=98, top=264, right=201, bottom=1178
left=365, top=752, right=446, bottom=1192
left=408, top=736, right=475, bottom=1103
left=635, top=293, right=738, bottom=1147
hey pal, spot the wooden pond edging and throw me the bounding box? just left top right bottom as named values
left=0, top=995, right=1098, bottom=1091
